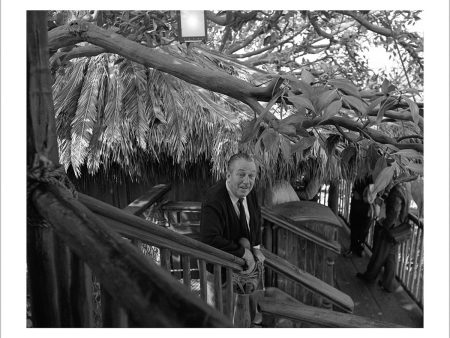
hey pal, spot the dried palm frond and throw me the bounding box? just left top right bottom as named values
left=119, top=59, right=149, bottom=151
left=70, top=56, right=104, bottom=176
left=86, top=55, right=109, bottom=174
left=53, top=58, right=89, bottom=170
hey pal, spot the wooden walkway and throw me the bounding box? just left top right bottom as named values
left=334, top=226, right=423, bottom=327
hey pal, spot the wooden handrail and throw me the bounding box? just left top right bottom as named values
left=94, top=213, right=243, bottom=270
left=85, top=190, right=354, bottom=314
left=123, top=184, right=171, bottom=216
left=261, top=207, right=341, bottom=254
left=258, top=299, right=405, bottom=328
left=261, top=248, right=354, bottom=313
left=79, top=193, right=245, bottom=271
left=32, top=184, right=232, bottom=327
left=161, top=201, right=202, bottom=211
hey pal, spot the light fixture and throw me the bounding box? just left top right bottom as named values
left=177, top=10, right=207, bottom=43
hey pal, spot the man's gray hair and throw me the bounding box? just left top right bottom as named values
left=227, top=153, right=255, bottom=173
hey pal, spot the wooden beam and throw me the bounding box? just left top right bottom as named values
left=32, top=183, right=232, bottom=327
left=258, top=299, right=405, bottom=328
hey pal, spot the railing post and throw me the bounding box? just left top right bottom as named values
left=101, top=290, right=129, bottom=327
left=224, top=268, right=234, bottom=319
left=321, top=255, right=335, bottom=310
left=213, top=264, right=223, bottom=313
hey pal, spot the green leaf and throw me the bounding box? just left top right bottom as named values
left=301, top=69, right=315, bottom=84
left=291, top=136, right=316, bottom=154
left=366, top=95, right=386, bottom=114
left=372, top=166, right=395, bottom=195
left=279, top=111, right=305, bottom=126
left=328, top=79, right=360, bottom=98
left=404, top=98, right=420, bottom=124
left=316, top=89, right=338, bottom=113
left=285, top=78, right=314, bottom=98
left=404, top=88, right=421, bottom=96
left=406, top=162, right=423, bottom=174
left=376, top=97, right=396, bottom=124
left=296, top=126, right=312, bottom=137
left=277, top=123, right=297, bottom=136
left=381, top=79, right=396, bottom=94
left=288, top=93, right=316, bottom=112
left=342, top=95, right=367, bottom=115
left=392, top=149, right=423, bottom=160
left=322, top=100, right=342, bottom=120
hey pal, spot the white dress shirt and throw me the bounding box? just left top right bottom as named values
left=225, top=181, right=260, bottom=249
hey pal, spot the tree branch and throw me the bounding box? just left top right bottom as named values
left=307, top=12, right=335, bottom=41
left=335, top=11, right=394, bottom=37
left=226, top=25, right=265, bottom=54
left=302, top=116, right=423, bottom=152
left=229, top=29, right=305, bottom=59
left=47, top=20, right=277, bottom=111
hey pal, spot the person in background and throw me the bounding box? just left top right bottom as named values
left=344, top=176, right=374, bottom=257
left=356, top=182, right=411, bottom=292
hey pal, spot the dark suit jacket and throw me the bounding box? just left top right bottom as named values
left=200, top=180, right=262, bottom=258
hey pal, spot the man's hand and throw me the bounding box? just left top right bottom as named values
left=252, top=248, right=265, bottom=263
left=242, top=248, right=256, bottom=274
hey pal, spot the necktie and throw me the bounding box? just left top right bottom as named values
left=238, top=198, right=251, bottom=241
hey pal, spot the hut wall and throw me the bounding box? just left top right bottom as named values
left=69, top=165, right=217, bottom=208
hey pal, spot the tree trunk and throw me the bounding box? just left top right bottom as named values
left=27, top=10, right=62, bottom=327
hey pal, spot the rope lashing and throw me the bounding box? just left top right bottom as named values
left=232, top=260, right=265, bottom=294
left=27, top=154, right=78, bottom=227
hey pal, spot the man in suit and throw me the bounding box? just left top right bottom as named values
left=200, top=153, right=265, bottom=273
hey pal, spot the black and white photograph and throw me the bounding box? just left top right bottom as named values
left=1, top=1, right=449, bottom=336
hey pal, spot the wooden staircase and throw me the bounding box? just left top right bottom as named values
left=27, top=184, right=407, bottom=327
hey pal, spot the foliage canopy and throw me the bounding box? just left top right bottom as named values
left=48, top=10, right=423, bottom=186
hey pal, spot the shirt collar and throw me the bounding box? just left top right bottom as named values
left=226, top=180, right=245, bottom=205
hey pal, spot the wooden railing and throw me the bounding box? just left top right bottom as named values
left=318, top=180, right=424, bottom=309
left=29, top=183, right=232, bottom=327
left=366, top=214, right=424, bottom=308
left=79, top=193, right=242, bottom=322
left=261, top=205, right=342, bottom=310
left=29, top=179, right=358, bottom=327
left=258, top=288, right=403, bottom=328
left=151, top=199, right=354, bottom=312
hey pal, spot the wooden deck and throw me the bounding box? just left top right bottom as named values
left=334, top=225, right=423, bottom=327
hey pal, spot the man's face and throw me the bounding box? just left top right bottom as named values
left=226, top=159, right=257, bottom=198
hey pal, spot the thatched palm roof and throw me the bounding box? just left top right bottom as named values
left=51, top=42, right=422, bottom=186
left=52, top=44, right=259, bottom=180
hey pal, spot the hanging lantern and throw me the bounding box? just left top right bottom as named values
left=177, top=10, right=207, bottom=43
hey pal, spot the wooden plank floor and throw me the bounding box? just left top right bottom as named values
left=334, top=226, right=423, bottom=327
